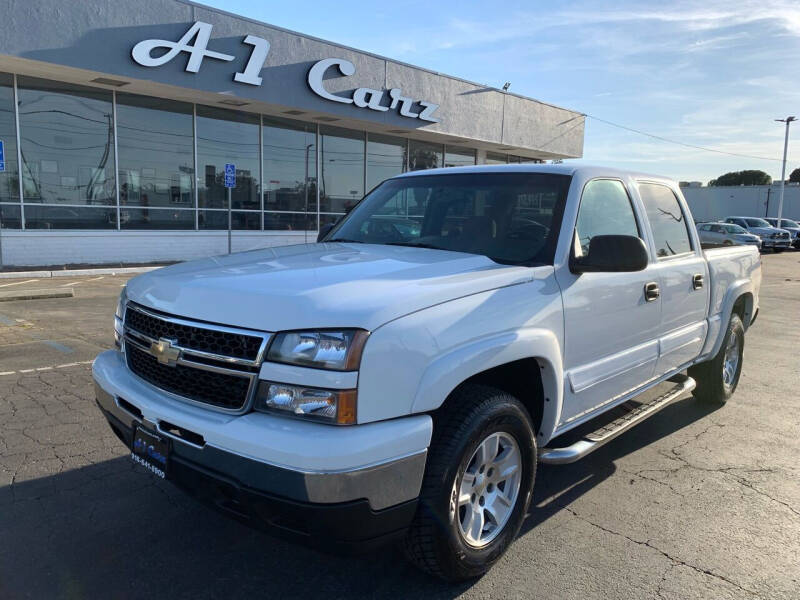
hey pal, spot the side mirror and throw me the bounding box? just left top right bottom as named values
left=317, top=222, right=336, bottom=243
left=570, top=234, right=648, bottom=273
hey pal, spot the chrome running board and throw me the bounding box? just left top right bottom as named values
left=539, top=374, right=696, bottom=465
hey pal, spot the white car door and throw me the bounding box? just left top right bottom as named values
left=638, top=182, right=709, bottom=376
left=556, top=178, right=661, bottom=428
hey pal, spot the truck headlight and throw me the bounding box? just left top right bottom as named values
left=254, top=382, right=357, bottom=424
left=114, top=287, right=128, bottom=349
left=267, top=330, right=368, bottom=371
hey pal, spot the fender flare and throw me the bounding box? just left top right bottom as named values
left=701, top=278, right=754, bottom=359
left=410, top=328, right=564, bottom=445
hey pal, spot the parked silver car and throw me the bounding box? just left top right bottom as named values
left=697, top=222, right=761, bottom=248
left=764, top=218, right=800, bottom=248
left=724, top=216, right=792, bottom=252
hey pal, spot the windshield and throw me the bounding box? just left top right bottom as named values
left=744, top=218, right=770, bottom=228
left=325, top=172, right=572, bottom=265
left=779, top=219, right=799, bottom=228
left=725, top=224, right=746, bottom=234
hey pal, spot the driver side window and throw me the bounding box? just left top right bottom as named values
left=574, top=179, right=640, bottom=257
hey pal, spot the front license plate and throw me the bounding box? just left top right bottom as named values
left=131, top=427, right=170, bottom=479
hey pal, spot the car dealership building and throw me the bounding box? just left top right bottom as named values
left=0, top=0, right=584, bottom=268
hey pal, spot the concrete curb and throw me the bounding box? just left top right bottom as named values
left=0, top=266, right=163, bottom=280
left=0, top=288, right=75, bottom=302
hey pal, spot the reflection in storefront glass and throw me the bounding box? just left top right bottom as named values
left=116, top=94, right=194, bottom=210
left=320, top=126, right=364, bottom=215
left=263, top=117, right=317, bottom=220
left=197, top=105, right=260, bottom=219
left=367, top=134, right=406, bottom=191
left=17, top=77, right=116, bottom=206
left=409, top=140, right=442, bottom=171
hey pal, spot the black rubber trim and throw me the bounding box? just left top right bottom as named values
left=96, top=402, right=416, bottom=552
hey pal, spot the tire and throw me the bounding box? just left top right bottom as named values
left=774, top=247, right=785, bottom=253
left=403, top=384, right=536, bottom=581
left=688, top=313, right=744, bottom=404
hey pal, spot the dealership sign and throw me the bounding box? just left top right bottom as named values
left=131, top=22, right=440, bottom=123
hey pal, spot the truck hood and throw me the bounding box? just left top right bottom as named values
left=125, top=243, right=538, bottom=332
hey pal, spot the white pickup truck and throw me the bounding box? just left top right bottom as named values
left=93, top=165, right=761, bottom=581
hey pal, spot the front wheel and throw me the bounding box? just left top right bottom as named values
left=688, top=313, right=744, bottom=404
left=403, top=385, right=536, bottom=581
left=774, top=247, right=786, bottom=253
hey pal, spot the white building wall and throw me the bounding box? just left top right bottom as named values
left=681, top=184, right=800, bottom=222
left=0, top=231, right=311, bottom=268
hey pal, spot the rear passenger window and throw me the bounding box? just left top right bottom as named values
left=574, top=179, right=639, bottom=256
left=639, top=183, right=693, bottom=258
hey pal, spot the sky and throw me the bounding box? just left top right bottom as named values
left=199, top=0, right=800, bottom=184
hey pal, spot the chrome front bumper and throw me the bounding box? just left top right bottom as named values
left=93, top=350, right=429, bottom=511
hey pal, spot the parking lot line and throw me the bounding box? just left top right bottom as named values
left=0, top=279, right=39, bottom=288
left=0, top=360, right=94, bottom=376
left=59, top=281, right=84, bottom=287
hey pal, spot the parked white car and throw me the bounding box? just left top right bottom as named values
left=94, top=165, right=761, bottom=581
left=697, top=222, right=761, bottom=248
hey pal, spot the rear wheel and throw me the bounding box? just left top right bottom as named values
left=688, top=313, right=744, bottom=404
left=403, top=384, right=536, bottom=581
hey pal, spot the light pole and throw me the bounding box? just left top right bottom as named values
left=775, top=116, right=796, bottom=226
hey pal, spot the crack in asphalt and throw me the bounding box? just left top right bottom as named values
left=563, top=506, right=761, bottom=598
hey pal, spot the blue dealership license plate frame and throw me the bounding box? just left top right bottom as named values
left=131, top=426, right=171, bottom=479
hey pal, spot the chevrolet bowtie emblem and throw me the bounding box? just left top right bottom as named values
left=149, top=338, right=181, bottom=366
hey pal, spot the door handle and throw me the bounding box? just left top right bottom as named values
left=644, top=282, right=660, bottom=302
left=692, top=274, right=704, bottom=290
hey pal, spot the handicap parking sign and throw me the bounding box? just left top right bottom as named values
left=0, top=140, right=5, bottom=172
left=224, top=162, right=235, bottom=188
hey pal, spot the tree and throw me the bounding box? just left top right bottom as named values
left=708, top=170, right=772, bottom=186
left=790, top=167, right=800, bottom=183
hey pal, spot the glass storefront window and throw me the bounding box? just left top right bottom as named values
left=263, top=117, right=317, bottom=219
left=320, top=126, right=364, bottom=214
left=485, top=152, right=508, bottom=165
left=17, top=77, right=116, bottom=206
left=121, top=207, right=195, bottom=230
left=444, top=145, right=476, bottom=168
left=0, top=204, right=21, bottom=229
left=0, top=73, right=19, bottom=203
left=24, top=205, right=116, bottom=229
left=197, top=106, right=260, bottom=220
left=199, top=210, right=261, bottom=230
left=367, top=133, right=406, bottom=191
left=264, top=211, right=316, bottom=231
left=117, top=94, right=194, bottom=210
left=409, top=140, right=442, bottom=171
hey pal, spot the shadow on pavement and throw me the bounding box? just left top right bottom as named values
left=0, top=396, right=720, bottom=600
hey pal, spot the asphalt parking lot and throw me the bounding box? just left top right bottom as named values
left=1, top=254, right=799, bottom=599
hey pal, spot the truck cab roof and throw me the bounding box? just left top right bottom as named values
left=393, top=163, right=675, bottom=185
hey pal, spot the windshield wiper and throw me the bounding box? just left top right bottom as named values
left=327, top=238, right=365, bottom=243
left=385, top=241, right=445, bottom=250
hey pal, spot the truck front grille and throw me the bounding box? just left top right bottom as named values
left=125, top=303, right=264, bottom=361
left=126, top=344, right=252, bottom=410
left=122, top=304, right=270, bottom=413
